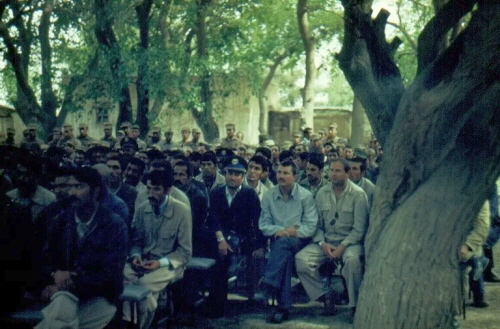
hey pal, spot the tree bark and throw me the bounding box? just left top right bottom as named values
left=258, top=49, right=294, bottom=135
left=39, top=0, right=58, bottom=133
left=349, top=96, right=364, bottom=147
left=336, top=1, right=500, bottom=328
left=94, top=0, right=133, bottom=127
left=192, top=0, right=219, bottom=142
left=297, top=0, right=316, bottom=129
left=135, top=0, right=153, bottom=138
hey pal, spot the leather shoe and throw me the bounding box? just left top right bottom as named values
left=321, top=292, right=337, bottom=316
left=469, top=300, right=489, bottom=308
left=267, top=309, right=290, bottom=324
left=484, top=270, right=500, bottom=282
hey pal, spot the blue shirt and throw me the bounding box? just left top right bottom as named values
left=259, top=183, right=318, bottom=238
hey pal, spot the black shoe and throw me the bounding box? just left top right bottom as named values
left=266, top=308, right=290, bottom=324
left=469, top=300, right=489, bottom=308
left=321, top=292, right=337, bottom=316
left=484, top=270, right=500, bottom=282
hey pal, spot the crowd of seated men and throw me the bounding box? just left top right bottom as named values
left=0, top=120, right=497, bottom=328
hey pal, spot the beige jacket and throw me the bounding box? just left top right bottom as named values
left=313, top=181, right=369, bottom=247
left=464, top=201, right=490, bottom=259
left=131, top=197, right=192, bottom=269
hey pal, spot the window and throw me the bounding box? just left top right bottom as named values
left=96, top=107, right=109, bottom=124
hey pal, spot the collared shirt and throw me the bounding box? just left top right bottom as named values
left=299, top=176, right=329, bottom=198
left=244, top=177, right=268, bottom=201
left=259, top=183, right=318, bottom=238
left=355, top=177, right=375, bottom=209
left=225, top=185, right=242, bottom=206
left=313, top=180, right=368, bottom=247
left=75, top=209, right=98, bottom=240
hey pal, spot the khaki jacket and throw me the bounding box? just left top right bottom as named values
left=465, top=201, right=490, bottom=258
left=131, top=197, right=192, bottom=269
left=313, top=181, right=369, bottom=247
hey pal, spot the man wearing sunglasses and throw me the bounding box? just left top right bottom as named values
left=295, top=158, right=368, bottom=320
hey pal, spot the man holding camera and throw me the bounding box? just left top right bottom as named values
left=295, top=158, right=368, bottom=319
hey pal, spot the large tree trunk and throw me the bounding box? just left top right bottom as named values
left=297, top=0, right=316, bottom=129
left=258, top=50, right=293, bottom=135
left=94, top=0, right=133, bottom=127
left=135, top=0, right=153, bottom=138
left=193, top=0, right=219, bottom=142
left=349, top=96, right=364, bottom=147
left=337, top=1, right=500, bottom=328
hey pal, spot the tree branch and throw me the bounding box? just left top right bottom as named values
left=417, top=0, right=479, bottom=74
left=337, top=2, right=405, bottom=147
left=387, top=21, right=417, bottom=52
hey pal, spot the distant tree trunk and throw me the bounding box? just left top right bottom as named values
left=337, top=1, right=500, bottom=328
left=94, top=0, right=133, bottom=128
left=350, top=96, right=364, bottom=147
left=297, top=0, right=316, bottom=129
left=135, top=0, right=153, bottom=138
left=192, top=0, right=219, bottom=142
left=258, top=50, right=294, bottom=135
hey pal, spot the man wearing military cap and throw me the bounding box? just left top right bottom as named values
left=130, top=124, right=147, bottom=150
left=77, top=123, right=95, bottom=148
left=292, top=132, right=302, bottom=146
left=206, top=155, right=264, bottom=317
left=5, top=127, right=16, bottom=146
left=221, top=123, right=241, bottom=149
left=101, top=122, right=117, bottom=149
left=147, top=126, right=162, bottom=148
left=309, top=134, right=323, bottom=154
left=120, top=122, right=132, bottom=137
left=20, top=123, right=44, bottom=149
left=47, top=127, right=62, bottom=147
left=58, top=124, right=81, bottom=148
left=323, top=123, right=339, bottom=146
left=188, top=128, right=202, bottom=151
left=161, top=128, right=177, bottom=151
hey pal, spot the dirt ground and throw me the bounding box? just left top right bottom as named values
left=168, top=244, right=500, bottom=329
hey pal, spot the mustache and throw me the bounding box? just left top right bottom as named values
left=148, top=197, right=159, bottom=205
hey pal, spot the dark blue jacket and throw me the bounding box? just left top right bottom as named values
left=43, top=203, right=128, bottom=303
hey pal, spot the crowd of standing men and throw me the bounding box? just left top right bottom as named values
left=1, top=119, right=498, bottom=328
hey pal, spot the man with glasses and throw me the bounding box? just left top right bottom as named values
left=295, top=158, right=368, bottom=320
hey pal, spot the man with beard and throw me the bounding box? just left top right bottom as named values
left=173, top=160, right=208, bottom=256
left=300, top=154, right=328, bottom=198
left=35, top=167, right=128, bottom=329
left=6, top=154, right=56, bottom=221
left=206, top=156, right=263, bottom=318
left=123, top=157, right=147, bottom=193
left=58, top=124, right=81, bottom=148
left=92, top=164, right=129, bottom=223
left=124, top=169, right=192, bottom=329
left=107, top=156, right=138, bottom=226
left=295, top=158, right=368, bottom=320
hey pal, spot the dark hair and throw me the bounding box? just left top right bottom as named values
left=201, top=151, right=218, bottom=165
left=148, top=168, right=173, bottom=190
left=107, top=156, right=126, bottom=171
left=278, top=150, right=294, bottom=163
left=345, top=144, right=353, bottom=150
left=299, top=152, right=310, bottom=162
left=169, top=150, right=184, bottom=159
left=146, top=149, right=164, bottom=161
left=150, top=159, right=170, bottom=170
left=174, top=159, right=193, bottom=178
left=189, top=151, right=202, bottom=162
left=350, top=157, right=367, bottom=172
left=255, top=147, right=272, bottom=160
left=248, top=155, right=269, bottom=172
left=331, top=158, right=351, bottom=172
left=127, top=157, right=146, bottom=174
left=323, top=142, right=334, bottom=149
left=72, top=167, right=106, bottom=200
left=45, top=146, right=67, bottom=158
left=55, top=167, right=77, bottom=179
left=279, top=159, right=298, bottom=175
left=308, top=154, right=324, bottom=169
left=18, top=153, right=42, bottom=177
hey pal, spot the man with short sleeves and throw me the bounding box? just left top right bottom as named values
left=295, top=158, right=369, bottom=319
left=256, top=160, right=318, bottom=323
